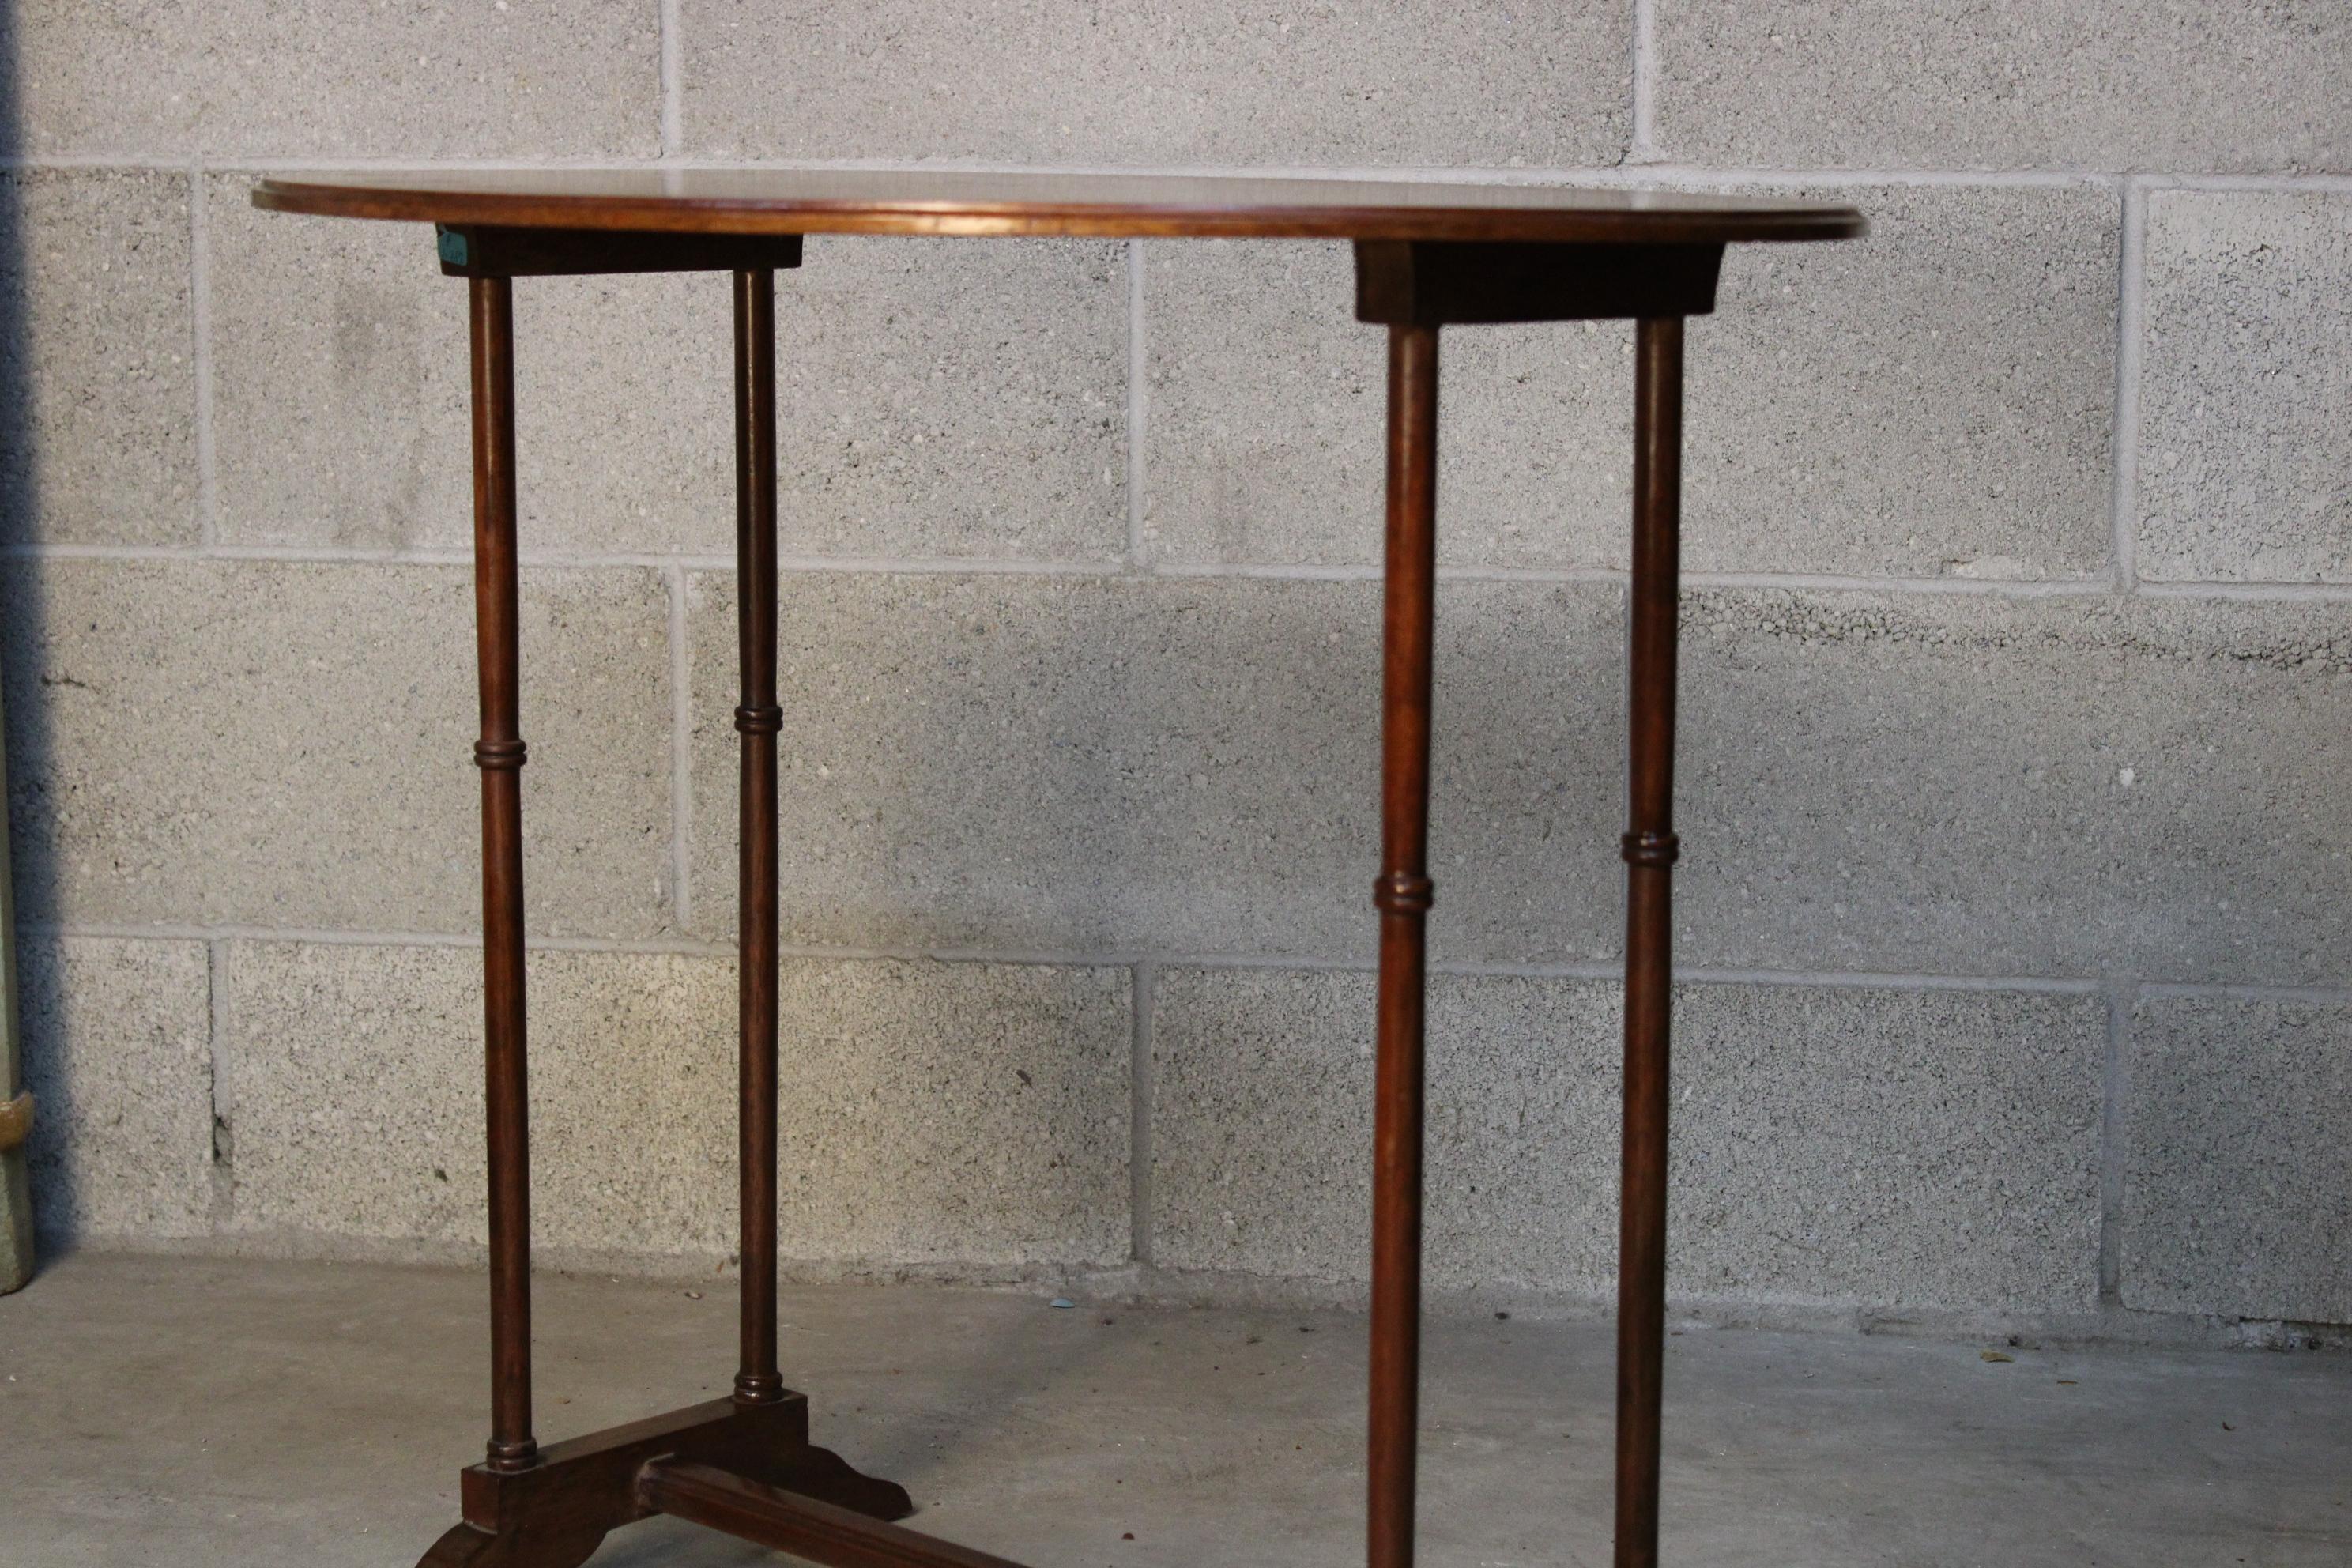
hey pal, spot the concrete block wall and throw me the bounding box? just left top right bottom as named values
left=2, top=3, right=2346, bottom=1340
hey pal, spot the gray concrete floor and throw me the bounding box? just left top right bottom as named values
left=2, top=1254, right=2346, bottom=1566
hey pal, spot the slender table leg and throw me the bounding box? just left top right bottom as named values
left=733, top=269, right=786, bottom=1408
left=417, top=245, right=910, bottom=1568
left=469, top=273, right=537, bottom=1476
left=1369, top=320, right=1438, bottom=1568
left=1613, top=315, right=1686, bottom=1568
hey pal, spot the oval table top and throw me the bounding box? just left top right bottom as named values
left=254, top=168, right=1864, bottom=246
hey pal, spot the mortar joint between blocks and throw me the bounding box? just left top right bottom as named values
left=62, top=922, right=2352, bottom=1005
left=188, top=159, right=218, bottom=551
left=1627, top=0, right=1659, bottom=165
left=659, top=0, right=684, bottom=160
left=205, top=937, right=235, bottom=1230
left=2110, top=176, right=2151, bottom=597
left=2096, top=978, right=2139, bottom=1307
left=10, top=153, right=2352, bottom=190
left=1125, top=237, right=1152, bottom=572
left=665, top=561, right=694, bottom=935
left=27, top=540, right=2352, bottom=604
left=1130, top=959, right=1158, bottom=1268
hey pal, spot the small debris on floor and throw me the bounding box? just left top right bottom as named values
left=1980, top=1350, right=2013, bottom=1363
left=683, top=1291, right=703, bottom=1301
left=1049, top=1297, right=1075, bottom=1309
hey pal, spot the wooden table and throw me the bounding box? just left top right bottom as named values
left=251, top=171, right=1864, bottom=1568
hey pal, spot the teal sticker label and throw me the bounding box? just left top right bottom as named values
left=436, top=227, right=469, bottom=267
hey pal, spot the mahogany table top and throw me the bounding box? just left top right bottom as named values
left=254, top=168, right=1864, bottom=245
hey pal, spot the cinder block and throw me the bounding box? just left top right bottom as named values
left=1149, top=967, right=1393, bottom=1284
left=684, top=571, right=1623, bottom=961
left=1144, top=183, right=2116, bottom=579
left=207, top=189, right=470, bottom=552
left=0, top=170, right=197, bottom=547
left=1651, top=2, right=2352, bottom=172
left=2138, top=192, right=2352, bottom=582
left=1, top=560, right=671, bottom=938
left=211, top=189, right=1126, bottom=562
left=1692, top=183, right=2116, bottom=582
left=1138, top=239, right=1386, bottom=569
left=1150, top=967, right=2102, bottom=1312
left=767, top=237, right=1128, bottom=563
left=16, top=937, right=213, bottom=1242
left=1669, top=981, right=2102, bottom=1312
left=2121, top=994, right=2352, bottom=1322
left=679, top=0, right=1630, bottom=167
left=1678, top=590, right=2352, bottom=985
left=223, top=942, right=1131, bottom=1267
left=213, top=187, right=708, bottom=558
left=6, top=1, right=658, bottom=158
left=762, top=955, right=1131, bottom=1266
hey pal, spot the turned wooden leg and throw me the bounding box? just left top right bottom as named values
left=1613, top=315, right=1685, bottom=1568
left=418, top=237, right=912, bottom=1568
left=1368, top=320, right=1438, bottom=1568
left=732, top=267, right=786, bottom=1408
left=469, top=273, right=537, bottom=1477
left=1347, top=239, right=1726, bottom=1568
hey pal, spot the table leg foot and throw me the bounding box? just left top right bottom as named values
left=732, top=1434, right=916, bottom=1520
left=407, top=1395, right=911, bottom=1566
left=414, top=1521, right=605, bottom=1568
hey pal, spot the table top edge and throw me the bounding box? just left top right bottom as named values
left=251, top=174, right=1868, bottom=244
